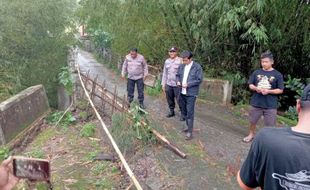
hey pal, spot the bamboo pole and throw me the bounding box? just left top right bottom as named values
left=80, top=68, right=187, bottom=158
left=76, top=64, right=143, bottom=190
left=96, top=84, right=187, bottom=159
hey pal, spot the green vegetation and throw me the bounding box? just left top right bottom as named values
left=146, top=80, right=162, bottom=96
left=26, top=149, right=45, bottom=159
left=0, top=0, right=76, bottom=107
left=111, top=113, right=137, bottom=153
left=129, top=104, right=156, bottom=143
left=94, top=178, right=113, bottom=189
left=58, top=66, right=73, bottom=95
left=277, top=115, right=297, bottom=127
left=78, top=111, right=88, bottom=121
left=282, top=76, right=308, bottom=120
left=80, top=123, right=96, bottom=137
left=0, top=146, right=10, bottom=161
left=46, top=111, right=64, bottom=124
left=76, top=99, right=89, bottom=110
left=30, top=128, right=57, bottom=148
left=111, top=104, right=156, bottom=154
left=46, top=111, right=76, bottom=128
left=76, top=0, right=309, bottom=107
left=184, top=144, right=205, bottom=159
left=198, top=89, right=207, bottom=99
left=91, top=162, right=109, bottom=175
left=83, top=150, right=100, bottom=161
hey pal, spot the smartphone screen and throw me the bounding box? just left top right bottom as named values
left=12, top=156, right=50, bottom=181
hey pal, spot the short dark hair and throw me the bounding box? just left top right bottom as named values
left=300, top=84, right=310, bottom=110
left=260, top=50, right=274, bottom=60
left=180, top=51, right=193, bottom=59
left=130, top=48, right=138, bottom=52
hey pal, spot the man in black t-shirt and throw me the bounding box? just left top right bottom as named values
left=238, top=84, right=310, bottom=190
left=243, top=51, right=284, bottom=143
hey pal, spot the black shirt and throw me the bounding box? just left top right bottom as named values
left=248, top=69, right=284, bottom=109
left=240, top=127, right=310, bottom=189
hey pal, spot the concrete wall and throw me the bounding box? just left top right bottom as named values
left=200, top=79, right=233, bottom=105
left=57, top=86, right=72, bottom=111
left=0, top=85, right=49, bottom=145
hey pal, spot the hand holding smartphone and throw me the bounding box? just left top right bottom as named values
left=12, top=156, right=50, bottom=181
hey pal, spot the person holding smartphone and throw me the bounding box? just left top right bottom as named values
left=0, top=156, right=20, bottom=190
left=176, top=51, right=203, bottom=140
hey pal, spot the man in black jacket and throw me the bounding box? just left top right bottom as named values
left=176, top=51, right=203, bottom=140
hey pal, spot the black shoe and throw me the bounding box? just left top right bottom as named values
left=180, top=117, right=185, bottom=121
left=166, top=111, right=175, bottom=118
left=185, top=132, right=193, bottom=140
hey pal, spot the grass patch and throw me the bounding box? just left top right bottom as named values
left=0, top=146, right=10, bottom=161
left=35, top=182, right=51, bottom=190
left=67, top=179, right=92, bottom=190
left=83, top=150, right=100, bottom=161
left=76, top=99, right=89, bottom=110
left=30, top=128, right=56, bottom=148
left=78, top=111, right=88, bottom=120
left=91, top=161, right=109, bottom=175
left=26, top=149, right=45, bottom=159
left=146, top=80, right=162, bottom=96
left=111, top=104, right=157, bottom=154
left=46, top=111, right=76, bottom=128
left=111, top=165, right=118, bottom=173
left=198, top=89, right=207, bottom=99
left=231, top=103, right=249, bottom=118
left=111, top=113, right=137, bottom=153
left=80, top=123, right=96, bottom=137
left=94, top=178, right=113, bottom=189
left=184, top=144, right=205, bottom=159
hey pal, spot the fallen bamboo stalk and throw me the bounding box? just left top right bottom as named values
left=148, top=127, right=186, bottom=158
left=76, top=64, right=143, bottom=190
left=96, top=85, right=187, bottom=159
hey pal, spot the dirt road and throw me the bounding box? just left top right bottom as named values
left=77, top=50, right=251, bottom=189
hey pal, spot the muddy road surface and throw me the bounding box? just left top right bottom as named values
left=77, top=50, right=251, bottom=189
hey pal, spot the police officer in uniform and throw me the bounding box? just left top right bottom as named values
left=121, top=48, right=148, bottom=109
left=161, top=47, right=183, bottom=119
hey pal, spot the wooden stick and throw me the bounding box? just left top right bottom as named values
left=76, top=64, right=143, bottom=190
left=151, top=129, right=187, bottom=158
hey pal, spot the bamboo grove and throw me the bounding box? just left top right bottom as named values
left=0, top=0, right=76, bottom=106
left=76, top=0, right=310, bottom=104
left=0, top=0, right=309, bottom=106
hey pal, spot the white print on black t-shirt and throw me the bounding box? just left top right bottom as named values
left=272, top=170, right=310, bottom=190
left=257, top=75, right=275, bottom=90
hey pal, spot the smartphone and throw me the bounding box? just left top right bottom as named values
left=12, top=156, right=50, bottom=181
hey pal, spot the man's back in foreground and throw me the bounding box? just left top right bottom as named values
left=238, top=84, right=310, bottom=190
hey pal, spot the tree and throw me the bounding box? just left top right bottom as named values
left=76, top=0, right=310, bottom=104
left=0, top=0, right=76, bottom=107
